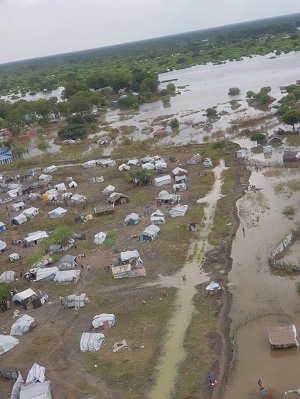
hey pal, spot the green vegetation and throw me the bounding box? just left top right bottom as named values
left=0, top=283, right=10, bottom=299
left=228, top=87, right=241, bottom=96
left=135, top=169, right=153, bottom=186
left=250, top=132, right=266, bottom=142
left=247, top=86, right=272, bottom=105
left=42, top=225, right=73, bottom=249
left=282, top=205, right=296, bottom=219
left=169, top=118, right=179, bottom=129
left=104, top=231, right=118, bottom=248
left=206, top=107, right=217, bottom=118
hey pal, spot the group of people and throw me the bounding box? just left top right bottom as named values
left=258, top=379, right=267, bottom=395
left=208, top=373, right=217, bottom=389
left=0, top=297, right=10, bottom=313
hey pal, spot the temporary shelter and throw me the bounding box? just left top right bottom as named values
left=63, top=293, right=89, bottom=308
left=140, top=156, right=153, bottom=164
left=71, top=194, right=86, bottom=204
left=98, top=159, right=116, bottom=168
left=12, top=202, right=26, bottom=212
left=268, top=325, right=299, bottom=349
left=94, top=203, right=114, bottom=216
left=10, top=314, right=35, bottom=336
left=39, top=174, right=52, bottom=181
left=263, top=145, right=272, bottom=154
left=11, top=213, right=27, bottom=225
left=9, top=252, right=21, bottom=262
left=153, top=175, right=171, bottom=187
left=94, top=232, right=106, bottom=244
left=8, top=188, right=22, bottom=198
left=0, top=193, right=12, bottom=204
left=44, top=189, right=58, bottom=201
left=36, top=267, right=58, bottom=282
left=23, top=207, right=39, bottom=218
left=127, top=159, right=139, bottom=166
left=92, top=314, right=115, bottom=329
left=68, top=181, right=77, bottom=188
left=155, top=160, right=167, bottom=170
left=24, top=231, right=48, bottom=245
left=139, top=225, right=160, bottom=241
left=169, top=204, right=188, bottom=217
left=32, top=255, right=53, bottom=268
left=12, top=288, right=37, bottom=304
left=142, top=162, right=155, bottom=170
left=102, top=185, right=115, bottom=195
left=43, top=165, right=57, bottom=173
left=236, top=149, right=246, bottom=158
left=111, top=264, right=146, bottom=279
left=172, top=167, right=187, bottom=176
left=206, top=281, right=221, bottom=291
left=48, top=207, right=67, bottom=219
left=203, top=158, right=213, bottom=167
left=108, top=192, right=129, bottom=205
left=54, top=270, right=80, bottom=283
left=150, top=210, right=165, bottom=225
left=186, top=154, right=202, bottom=165
left=124, top=212, right=140, bottom=226
left=80, top=333, right=105, bottom=351
left=20, top=381, right=52, bottom=399
left=0, top=240, right=7, bottom=251
left=0, top=335, right=19, bottom=355
left=174, top=175, right=187, bottom=183
left=26, top=363, right=46, bottom=383
left=82, top=160, right=96, bottom=168
left=119, top=163, right=130, bottom=171
left=120, top=250, right=142, bottom=265
left=54, top=183, right=66, bottom=192
left=0, top=270, right=15, bottom=283
left=57, top=255, right=77, bottom=270
left=89, top=176, right=104, bottom=183
left=156, top=190, right=180, bottom=205
left=173, top=183, right=187, bottom=192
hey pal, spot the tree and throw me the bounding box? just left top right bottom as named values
left=206, top=107, right=217, bottom=118
left=282, top=109, right=300, bottom=130
left=58, top=124, right=86, bottom=141
left=250, top=132, right=266, bottom=142
left=140, top=77, right=159, bottom=93
left=37, top=140, right=49, bottom=153
left=67, top=91, right=93, bottom=115
left=170, top=118, right=179, bottom=129
left=135, top=169, right=153, bottom=186
left=228, top=87, right=241, bottom=96
left=11, top=144, right=26, bottom=158
left=42, top=225, right=73, bottom=249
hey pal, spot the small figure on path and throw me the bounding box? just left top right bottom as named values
left=211, top=379, right=217, bottom=389
left=87, top=264, right=91, bottom=271
left=59, top=295, right=64, bottom=309
left=242, top=226, right=245, bottom=237
left=182, top=275, right=187, bottom=283
left=258, top=379, right=264, bottom=390
left=81, top=264, right=84, bottom=271
left=208, top=372, right=213, bottom=384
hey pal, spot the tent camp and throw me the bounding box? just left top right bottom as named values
left=11, top=202, right=26, bottom=212
left=10, top=314, right=35, bottom=336
left=63, top=293, right=89, bottom=308
left=124, top=212, right=140, bottom=226
left=20, top=381, right=52, bottom=399
left=169, top=204, right=188, bottom=217
left=56, top=255, right=77, bottom=270
left=139, top=225, right=160, bottom=241
left=54, top=270, right=80, bottom=283
left=150, top=210, right=165, bottom=225
left=24, top=231, right=48, bottom=245
left=80, top=333, right=105, bottom=351
left=48, top=207, right=67, bottom=219
left=0, top=270, right=15, bottom=283
left=0, top=240, right=7, bottom=252
left=26, top=363, right=46, bottom=383
left=36, top=267, right=58, bottom=282
left=11, top=213, right=27, bottom=225
left=43, top=165, right=57, bottom=173
left=102, top=185, right=115, bottom=195
left=71, top=194, right=86, bottom=204
left=92, top=314, right=115, bottom=329
left=94, top=232, right=106, bottom=244
left=0, top=335, right=19, bottom=355
left=22, top=207, right=39, bottom=218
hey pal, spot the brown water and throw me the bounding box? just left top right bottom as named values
left=226, top=164, right=300, bottom=398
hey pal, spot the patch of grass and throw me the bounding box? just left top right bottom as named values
left=273, top=181, right=285, bottom=195
left=251, top=146, right=263, bottom=154
left=209, top=197, right=231, bottom=245
left=104, top=231, right=118, bottom=248
left=296, top=282, right=300, bottom=293
left=287, top=180, right=300, bottom=192
left=282, top=205, right=296, bottom=219
left=221, top=167, right=236, bottom=195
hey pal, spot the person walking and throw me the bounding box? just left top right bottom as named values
left=87, top=264, right=91, bottom=271
left=258, top=379, right=264, bottom=390
left=59, top=295, right=64, bottom=309
left=182, top=275, right=187, bottom=283
left=208, top=373, right=213, bottom=384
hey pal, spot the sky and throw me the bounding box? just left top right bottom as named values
left=0, top=0, right=299, bottom=64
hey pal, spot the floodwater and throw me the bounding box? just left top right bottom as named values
left=148, top=161, right=226, bottom=399
left=0, top=87, right=64, bottom=103
left=226, top=158, right=300, bottom=398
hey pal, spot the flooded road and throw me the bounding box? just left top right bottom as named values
left=226, top=159, right=300, bottom=398
left=148, top=161, right=226, bottom=399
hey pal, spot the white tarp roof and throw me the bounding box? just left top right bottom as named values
left=120, top=250, right=141, bottom=262
left=92, top=314, right=115, bottom=329
left=12, top=201, right=25, bottom=210
left=39, top=174, right=52, bottom=181
left=36, top=267, right=58, bottom=282
left=94, top=232, right=106, bottom=244
left=10, top=314, right=35, bottom=336
left=43, top=165, right=57, bottom=173
left=54, top=183, right=66, bottom=192
left=8, top=189, right=22, bottom=198
left=26, top=363, right=46, bottom=383
left=172, top=167, right=187, bottom=175
left=99, top=159, right=116, bottom=167
left=12, top=214, right=27, bottom=224
left=206, top=281, right=221, bottom=291
left=54, top=270, right=80, bottom=283
left=20, top=381, right=52, bottom=399
left=151, top=210, right=164, bottom=217
left=68, top=181, right=77, bottom=188
left=142, top=225, right=160, bottom=237
left=102, top=184, right=115, bottom=194
left=0, top=270, right=15, bottom=283
left=80, top=333, right=105, bottom=351
left=0, top=240, right=7, bottom=250
left=124, top=213, right=140, bottom=223
left=48, top=207, right=67, bottom=217
left=169, top=204, right=188, bottom=217
left=45, top=189, right=58, bottom=200
left=173, top=183, right=187, bottom=191
left=153, top=175, right=171, bottom=184
left=0, top=335, right=19, bottom=355
left=24, top=231, right=48, bottom=243
left=142, top=162, right=155, bottom=170
left=12, top=288, right=36, bottom=302
left=82, top=160, right=96, bottom=168
left=9, top=253, right=20, bottom=261
left=8, top=183, right=22, bottom=190
left=127, top=159, right=139, bottom=165
left=23, top=207, right=39, bottom=217
left=175, top=175, right=187, bottom=182
left=63, top=293, right=88, bottom=308
left=71, top=193, right=86, bottom=203
left=155, top=161, right=167, bottom=169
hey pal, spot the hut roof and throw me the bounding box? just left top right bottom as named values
left=267, top=325, right=298, bottom=347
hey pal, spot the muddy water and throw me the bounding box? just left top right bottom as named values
left=148, top=161, right=226, bottom=399
left=226, top=164, right=300, bottom=398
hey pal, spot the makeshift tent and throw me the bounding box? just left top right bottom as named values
left=22, top=207, right=39, bottom=218
left=0, top=222, right=6, bottom=233
left=89, top=176, right=104, bottom=183
left=203, top=158, right=212, bottom=167
left=26, top=363, right=46, bottom=383
left=32, top=255, right=53, bottom=268
left=44, top=189, right=57, bottom=201
left=9, top=253, right=21, bottom=262
left=68, top=181, right=77, bottom=188
left=54, top=270, right=80, bottom=283
left=20, top=381, right=52, bottom=399
left=8, top=188, right=22, bottom=198
left=140, top=156, right=153, bottom=164
left=11, top=213, right=27, bottom=225
left=119, top=163, right=130, bottom=171
left=127, top=159, right=139, bottom=166
left=206, top=281, right=221, bottom=291
left=56, top=255, right=76, bottom=270
left=71, top=194, right=86, bottom=203
left=48, top=207, right=67, bottom=219
left=0, top=335, right=19, bottom=355
left=82, top=160, right=96, bottom=168
left=0, top=270, right=15, bottom=283
left=124, top=212, right=140, bottom=226
left=142, top=162, right=155, bottom=170
left=94, top=232, right=106, bottom=244
left=12, top=288, right=37, bottom=303
left=36, top=267, right=58, bottom=282
left=153, top=175, right=171, bottom=187
left=99, top=159, right=116, bottom=168
left=174, top=175, right=187, bottom=183
left=54, top=183, right=66, bottom=192
left=92, top=314, right=115, bottom=329
left=111, top=264, right=146, bottom=279
left=169, top=204, right=188, bottom=217
left=12, top=202, right=26, bottom=211
left=172, top=167, right=187, bottom=176
left=139, top=225, right=160, bottom=241
left=155, top=160, right=167, bottom=170
left=150, top=210, right=165, bottom=225
left=120, top=250, right=142, bottom=264
left=173, top=183, right=187, bottom=192
left=10, top=315, right=35, bottom=336
left=0, top=240, right=7, bottom=251
left=102, top=185, right=115, bottom=194
left=80, top=333, right=105, bottom=351
left=268, top=325, right=299, bottom=349
left=156, top=190, right=180, bottom=204
left=43, top=165, right=57, bottom=173
left=39, top=174, right=52, bottom=181
left=24, top=231, right=48, bottom=244
left=63, top=293, right=89, bottom=308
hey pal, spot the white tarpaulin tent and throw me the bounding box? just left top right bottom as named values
left=0, top=270, right=15, bottom=283
left=63, top=294, right=89, bottom=308
left=39, top=174, right=52, bottom=181
left=22, top=207, right=39, bottom=218
left=94, top=232, right=106, bottom=244
left=92, top=314, right=115, bottom=329
left=206, top=281, right=221, bottom=291
left=150, top=210, right=165, bottom=225
left=20, top=381, right=52, bottom=399
left=0, top=240, right=7, bottom=251
left=54, top=183, right=66, bottom=192
left=142, top=162, right=155, bottom=170
left=153, top=175, right=171, bottom=187
left=43, top=165, right=57, bottom=173
left=172, top=167, right=187, bottom=176
left=0, top=335, right=19, bottom=355
left=71, top=194, right=86, bottom=203
left=24, top=231, right=48, bottom=244
left=45, top=189, right=57, bottom=200
left=12, top=202, right=25, bottom=211
left=68, top=181, right=77, bottom=188
left=82, top=160, right=96, bottom=168
left=36, top=267, right=58, bottom=282
left=57, top=254, right=76, bottom=270
left=54, top=270, right=80, bottom=283
left=11, top=213, right=27, bottom=225
left=12, top=288, right=37, bottom=303
left=120, top=250, right=141, bottom=263
left=10, top=315, right=35, bottom=336
left=80, top=333, right=105, bottom=351
left=9, top=253, right=21, bottom=262
left=26, top=363, right=46, bottom=383
left=48, top=207, right=67, bottom=219
left=169, top=204, right=188, bottom=217
left=102, top=185, right=115, bottom=194
left=124, top=212, right=140, bottom=225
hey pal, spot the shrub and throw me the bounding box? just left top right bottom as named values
left=170, top=118, right=179, bottom=129
left=228, top=87, right=241, bottom=96
left=282, top=205, right=296, bottom=219
left=250, top=132, right=266, bottom=142
left=0, top=283, right=10, bottom=299
left=104, top=231, right=118, bottom=248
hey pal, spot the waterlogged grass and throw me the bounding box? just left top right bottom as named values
left=209, top=198, right=232, bottom=245
left=221, top=166, right=237, bottom=195
left=274, top=179, right=300, bottom=197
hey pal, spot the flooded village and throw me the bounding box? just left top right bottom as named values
left=1, top=51, right=300, bottom=399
